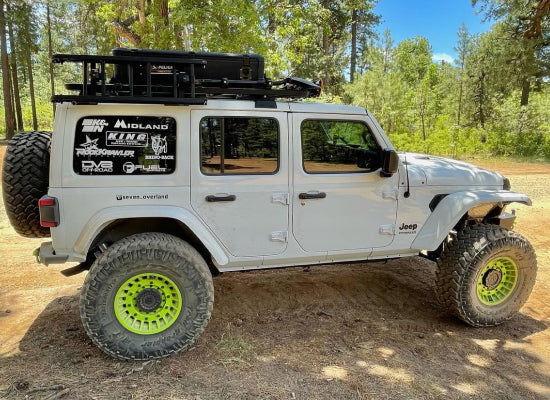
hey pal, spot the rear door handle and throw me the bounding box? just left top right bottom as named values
left=205, top=194, right=236, bottom=202
left=299, top=191, right=326, bottom=200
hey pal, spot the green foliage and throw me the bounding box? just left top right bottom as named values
left=0, top=0, right=548, bottom=163
left=22, top=100, right=53, bottom=132
left=487, top=89, right=550, bottom=157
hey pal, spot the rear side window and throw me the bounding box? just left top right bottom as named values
left=200, top=117, right=279, bottom=175
left=301, top=120, right=381, bottom=174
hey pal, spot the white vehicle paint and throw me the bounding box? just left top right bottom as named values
left=38, top=100, right=530, bottom=271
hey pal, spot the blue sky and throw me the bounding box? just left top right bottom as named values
left=374, top=0, right=491, bottom=64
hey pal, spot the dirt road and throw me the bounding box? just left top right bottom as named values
left=1, top=151, right=549, bottom=399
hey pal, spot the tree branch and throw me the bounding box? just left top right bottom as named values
left=137, top=0, right=146, bottom=24
left=116, top=0, right=129, bottom=20
left=109, top=21, right=141, bottom=45
left=524, top=0, right=550, bottom=39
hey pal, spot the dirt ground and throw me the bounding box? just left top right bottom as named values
left=0, top=148, right=549, bottom=400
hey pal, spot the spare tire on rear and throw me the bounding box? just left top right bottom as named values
left=2, top=131, right=52, bottom=238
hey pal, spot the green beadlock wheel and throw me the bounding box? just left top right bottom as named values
left=476, top=257, right=518, bottom=306
left=114, top=272, right=182, bottom=335
left=80, top=233, right=214, bottom=360
left=435, top=224, right=537, bottom=327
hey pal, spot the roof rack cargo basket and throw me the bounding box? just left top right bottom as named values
left=52, top=48, right=321, bottom=105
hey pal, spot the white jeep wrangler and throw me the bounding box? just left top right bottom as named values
left=2, top=49, right=537, bottom=360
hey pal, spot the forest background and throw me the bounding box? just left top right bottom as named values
left=0, top=0, right=549, bottom=159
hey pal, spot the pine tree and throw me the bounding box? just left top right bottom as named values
left=0, top=0, right=15, bottom=138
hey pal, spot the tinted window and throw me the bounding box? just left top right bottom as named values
left=301, top=120, right=381, bottom=173
left=200, top=117, right=279, bottom=175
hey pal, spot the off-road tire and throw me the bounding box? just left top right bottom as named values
left=2, top=131, right=52, bottom=238
left=435, top=224, right=537, bottom=327
left=80, top=232, right=214, bottom=360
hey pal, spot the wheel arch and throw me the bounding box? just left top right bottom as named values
left=411, top=190, right=531, bottom=252
left=74, top=206, right=229, bottom=271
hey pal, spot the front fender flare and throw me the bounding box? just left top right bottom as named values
left=73, top=205, right=229, bottom=266
left=411, top=190, right=531, bottom=252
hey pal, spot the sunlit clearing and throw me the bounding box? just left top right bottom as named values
left=322, top=365, right=348, bottom=381
left=467, top=354, right=492, bottom=368
left=452, top=382, right=477, bottom=395
left=503, top=340, right=526, bottom=351
left=521, top=380, right=550, bottom=396
left=377, top=347, right=395, bottom=358
left=472, top=339, right=500, bottom=353
left=368, top=365, right=412, bottom=383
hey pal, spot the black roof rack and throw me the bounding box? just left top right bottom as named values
left=52, top=49, right=321, bottom=105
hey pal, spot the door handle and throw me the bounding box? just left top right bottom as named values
left=205, top=194, right=236, bottom=202
left=299, top=191, right=326, bottom=200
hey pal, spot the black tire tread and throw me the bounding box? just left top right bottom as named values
left=435, top=223, right=537, bottom=327
left=2, top=131, right=52, bottom=238
left=79, top=232, right=214, bottom=360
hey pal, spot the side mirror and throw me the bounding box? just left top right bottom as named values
left=380, top=148, right=399, bottom=177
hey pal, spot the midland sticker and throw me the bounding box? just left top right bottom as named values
left=74, top=116, right=176, bottom=175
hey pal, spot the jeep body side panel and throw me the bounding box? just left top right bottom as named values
left=290, top=112, right=400, bottom=254
left=48, top=187, right=230, bottom=265
left=73, top=204, right=230, bottom=265
left=49, top=104, right=67, bottom=188
left=46, top=101, right=533, bottom=272
left=385, top=183, right=513, bottom=255
left=189, top=108, right=290, bottom=257
left=411, top=190, right=531, bottom=251
left=49, top=104, right=234, bottom=264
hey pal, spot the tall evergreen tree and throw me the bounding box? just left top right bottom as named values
left=0, top=0, right=15, bottom=138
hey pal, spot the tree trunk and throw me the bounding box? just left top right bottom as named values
left=7, top=6, right=23, bottom=131
left=457, top=57, right=465, bottom=126
left=520, top=77, right=530, bottom=106
left=47, top=2, right=55, bottom=117
left=27, top=52, right=38, bottom=130
left=0, top=0, right=15, bottom=138
left=478, top=73, right=485, bottom=129
left=9, top=57, right=22, bottom=131
left=137, top=0, right=146, bottom=24
left=350, top=9, right=357, bottom=83
left=322, top=31, right=329, bottom=89
left=181, top=26, right=191, bottom=50
left=158, top=0, right=168, bottom=26
left=457, top=81, right=463, bottom=125
left=421, top=112, right=426, bottom=140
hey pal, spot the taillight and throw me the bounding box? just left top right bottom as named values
left=38, top=196, right=59, bottom=227
left=38, top=197, right=55, bottom=207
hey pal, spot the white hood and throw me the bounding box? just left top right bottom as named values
left=399, top=153, right=504, bottom=188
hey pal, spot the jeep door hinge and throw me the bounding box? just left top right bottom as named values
left=379, top=224, right=396, bottom=235
left=272, top=192, right=289, bottom=205
left=382, top=189, right=398, bottom=201
left=270, top=230, right=288, bottom=243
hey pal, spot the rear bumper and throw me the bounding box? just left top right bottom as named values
left=35, top=242, right=69, bottom=266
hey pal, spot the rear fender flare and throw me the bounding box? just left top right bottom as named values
left=73, top=206, right=229, bottom=265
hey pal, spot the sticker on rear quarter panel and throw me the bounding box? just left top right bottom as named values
left=73, top=116, right=176, bottom=175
